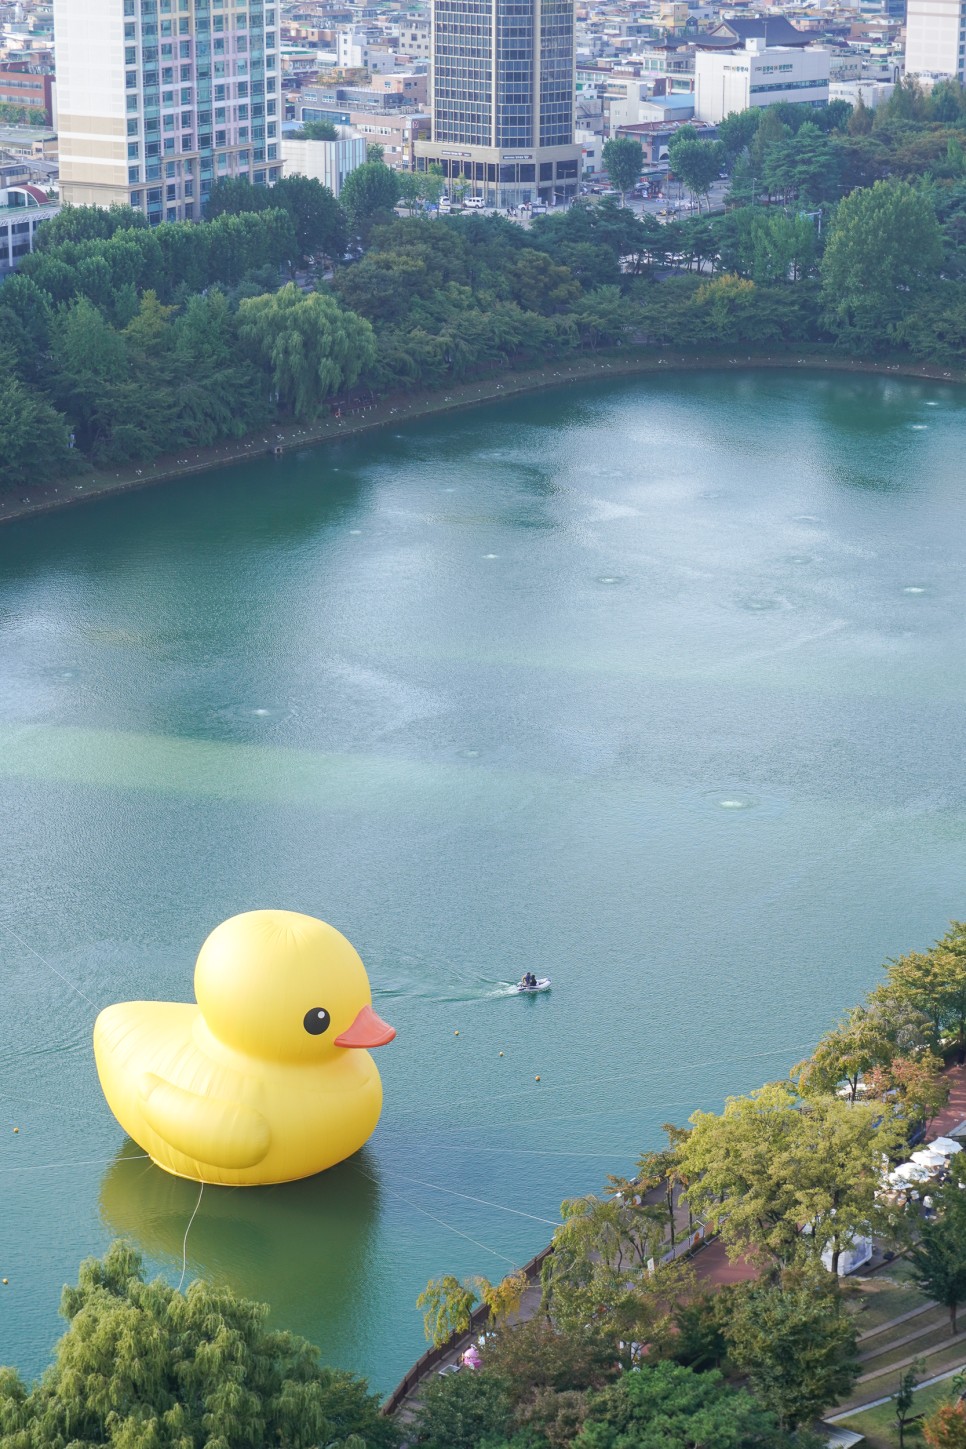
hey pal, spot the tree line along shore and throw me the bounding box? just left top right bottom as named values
left=5, top=920, right=966, bottom=1447
left=6, top=84, right=966, bottom=492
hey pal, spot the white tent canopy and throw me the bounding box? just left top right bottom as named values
left=928, top=1137, right=963, bottom=1155
left=889, top=1161, right=933, bottom=1183
left=911, top=1148, right=948, bottom=1168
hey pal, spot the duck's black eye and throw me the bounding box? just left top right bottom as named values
left=303, top=1007, right=330, bottom=1036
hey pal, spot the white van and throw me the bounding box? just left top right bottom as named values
left=464, top=196, right=485, bottom=209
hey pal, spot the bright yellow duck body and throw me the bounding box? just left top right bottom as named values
left=93, top=910, right=395, bottom=1187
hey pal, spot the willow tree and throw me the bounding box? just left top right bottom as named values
left=0, top=1242, right=396, bottom=1449
left=238, top=283, right=376, bottom=420
left=417, top=1274, right=479, bottom=1348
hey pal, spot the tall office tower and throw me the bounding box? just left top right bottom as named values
left=57, top=0, right=282, bottom=223
left=905, top=0, right=964, bottom=78
left=414, top=0, right=581, bottom=208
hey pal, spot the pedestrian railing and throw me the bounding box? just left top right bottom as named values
left=380, top=1243, right=555, bottom=1416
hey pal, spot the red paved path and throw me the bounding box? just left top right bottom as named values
left=928, top=1058, right=966, bottom=1140
left=691, top=1235, right=758, bottom=1287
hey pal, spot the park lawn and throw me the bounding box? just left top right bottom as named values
left=841, top=1376, right=961, bottom=1448
left=859, top=1321, right=963, bottom=1382
left=847, top=1264, right=932, bottom=1336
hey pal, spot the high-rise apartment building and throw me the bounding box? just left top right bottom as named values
left=415, top=0, right=581, bottom=208
left=57, top=0, right=282, bottom=223
left=905, top=0, right=965, bottom=79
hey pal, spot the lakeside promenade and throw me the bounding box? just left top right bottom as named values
left=385, top=1059, right=966, bottom=1420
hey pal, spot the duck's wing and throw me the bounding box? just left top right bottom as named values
left=140, top=1074, right=271, bottom=1169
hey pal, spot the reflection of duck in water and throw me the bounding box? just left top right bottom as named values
left=94, top=910, right=395, bottom=1185
left=99, top=1143, right=381, bottom=1344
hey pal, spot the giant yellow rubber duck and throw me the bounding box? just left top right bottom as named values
left=93, top=910, right=395, bottom=1186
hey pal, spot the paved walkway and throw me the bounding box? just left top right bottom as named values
left=927, top=1058, right=966, bottom=1140
left=388, top=1058, right=966, bottom=1418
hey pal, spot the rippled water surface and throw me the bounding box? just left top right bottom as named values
left=3, top=370, right=966, bottom=1389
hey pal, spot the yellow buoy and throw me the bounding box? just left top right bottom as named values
left=535, top=1075, right=541, bottom=1082
left=2, top=1278, right=7, bottom=1285
left=499, top=1051, right=504, bottom=1057
left=12, top=1128, right=18, bottom=1134
left=454, top=1030, right=459, bottom=1036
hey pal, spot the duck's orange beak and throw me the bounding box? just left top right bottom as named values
left=335, top=1004, right=396, bottom=1048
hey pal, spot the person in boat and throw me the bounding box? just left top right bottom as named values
left=521, top=972, right=537, bottom=989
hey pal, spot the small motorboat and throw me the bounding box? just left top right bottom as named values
left=515, top=977, right=551, bottom=994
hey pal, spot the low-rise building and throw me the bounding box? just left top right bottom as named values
left=615, top=116, right=717, bottom=163
left=0, top=122, right=56, bottom=159
left=694, top=38, right=830, bottom=121
left=0, top=180, right=57, bottom=274
left=0, top=63, right=53, bottom=123
left=280, top=133, right=366, bottom=194
left=829, top=76, right=895, bottom=106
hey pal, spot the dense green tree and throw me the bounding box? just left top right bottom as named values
left=677, top=1081, right=904, bottom=1273
left=601, top=137, right=644, bottom=205
left=410, top=1371, right=513, bottom=1449
left=763, top=122, right=839, bottom=205
left=205, top=174, right=275, bottom=217
left=716, top=107, right=761, bottom=166
left=0, top=370, right=74, bottom=491
left=900, top=279, right=966, bottom=362
left=170, top=290, right=268, bottom=444
left=848, top=95, right=874, bottom=135
left=793, top=989, right=933, bottom=1102
left=716, top=209, right=817, bottom=284
left=480, top=1316, right=616, bottom=1400
left=504, top=248, right=581, bottom=313
left=331, top=248, right=434, bottom=324
left=0, top=1242, right=396, bottom=1448
left=886, top=923, right=966, bottom=1060
left=397, top=171, right=423, bottom=216
left=49, top=297, right=132, bottom=456
left=238, top=283, right=375, bottom=418
left=0, top=272, right=52, bottom=377
left=749, top=108, right=792, bottom=195
left=723, top=1277, right=859, bottom=1429
left=275, top=174, right=348, bottom=265
left=909, top=1163, right=966, bottom=1333
left=574, top=1360, right=800, bottom=1449
left=35, top=203, right=148, bottom=251
left=541, top=1187, right=666, bottom=1332
left=0, top=100, right=46, bottom=125
left=930, top=79, right=966, bottom=122
left=294, top=119, right=339, bottom=140
left=876, top=76, right=928, bottom=125
left=820, top=178, right=943, bottom=350
left=668, top=131, right=724, bottom=210
left=340, top=162, right=401, bottom=235
left=366, top=143, right=386, bottom=163
left=571, top=285, right=633, bottom=349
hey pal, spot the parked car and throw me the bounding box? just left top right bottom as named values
left=464, top=196, right=485, bottom=209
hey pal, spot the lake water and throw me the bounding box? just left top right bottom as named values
left=3, top=369, right=966, bottom=1392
